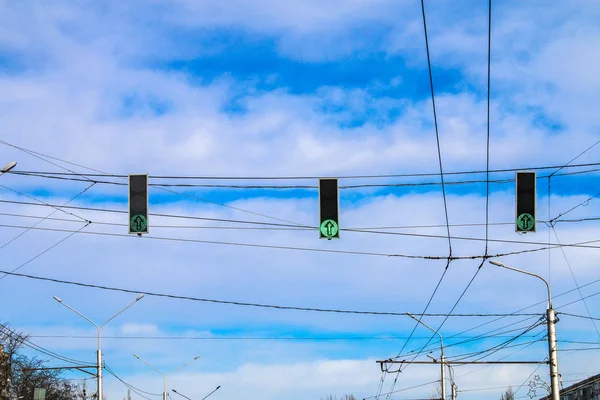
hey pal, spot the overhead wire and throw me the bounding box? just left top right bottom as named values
left=10, top=161, right=600, bottom=180
left=551, top=226, right=600, bottom=339
left=0, top=324, right=90, bottom=366
left=0, top=221, right=91, bottom=281
left=7, top=222, right=599, bottom=260
left=104, top=364, right=161, bottom=399
left=0, top=266, right=541, bottom=318
left=391, top=0, right=493, bottom=383
left=0, top=140, right=308, bottom=230
left=382, top=1, right=455, bottom=397
left=0, top=182, right=95, bottom=253
left=5, top=209, right=600, bottom=231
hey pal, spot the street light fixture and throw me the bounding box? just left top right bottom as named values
left=201, top=386, right=221, bottom=400
left=488, top=260, right=560, bottom=400
left=0, top=161, right=17, bottom=176
left=53, top=294, right=145, bottom=400
left=407, top=312, right=446, bottom=400
left=172, top=390, right=192, bottom=400
left=133, top=354, right=201, bottom=400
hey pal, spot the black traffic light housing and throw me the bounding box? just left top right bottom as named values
left=129, top=174, right=149, bottom=234
left=516, top=171, right=536, bottom=232
left=319, top=178, right=340, bottom=239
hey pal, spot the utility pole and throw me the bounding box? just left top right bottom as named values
left=489, top=261, right=560, bottom=400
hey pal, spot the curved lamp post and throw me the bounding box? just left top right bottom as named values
left=133, top=354, right=200, bottom=400
left=407, top=312, right=446, bottom=400
left=489, top=260, right=560, bottom=400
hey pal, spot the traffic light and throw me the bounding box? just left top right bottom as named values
left=516, top=171, right=536, bottom=232
left=319, top=178, right=339, bottom=239
left=129, top=174, right=148, bottom=234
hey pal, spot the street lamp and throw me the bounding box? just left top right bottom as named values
left=172, top=386, right=221, bottom=400
left=133, top=354, right=201, bottom=400
left=54, top=294, right=145, bottom=400
left=0, top=161, right=17, bottom=176
left=489, top=260, right=560, bottom=400
left=407, top=312, right=446, bottom=400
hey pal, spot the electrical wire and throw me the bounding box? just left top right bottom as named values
left=394, top=315, right=542, bottom=359
left=0, top=220, right=91, bottom=281
left=383, top=1, right=454, bottom=396
left=550, top=191, right=600, bottom=223
left=6, top=200, right=600, bottom=253
left=1, top=139, right=307, bottom=228
left=558, top=313, right=600, bottom=321
left=6, top=222, right=595, bottom=260
left=363, top=379, right=440, bottom=400
left=6, top=210, right=600, bottom=231
left=485, top=0, right=492, bottom=256
left=0, top=185, right=89, bottom=222
left=104, top=364, right=161, bottom=399
left=0, top=324, right=91, bottom=366
left=0, top=182, right=95, bottom=253
left=10, top=161, right=600, bottom=180
left=551, top=226, right=600, bottom=339
left=0, top=267, right=540, bottom=318
left=402, top=1, right=494, bottom=381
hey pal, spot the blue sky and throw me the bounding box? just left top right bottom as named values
left=1, top=1, right=600, bottom=400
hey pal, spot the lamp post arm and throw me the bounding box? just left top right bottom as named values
left=172, top=390, right=192, bottom=400
left=489, top=261, right=552, bottom=307
left=133, top=355, right=166, bottom=379
left=407, top=313, right=444, bottom=354
left=55, top=300, right=100, bottom=331
left=166, top=356, right=201, bottom=376
left=100, top=294, right=145, bottom=328
left=201, top=386, right=221, bottom=400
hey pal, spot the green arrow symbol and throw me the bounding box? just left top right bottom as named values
left=320, top=219, right=339, bottom=238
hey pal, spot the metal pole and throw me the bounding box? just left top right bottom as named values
left=441, top=354, right=446, bottom=400
left=447, top=364, right=457, bottom=400
left=489, top=261, right=560, bottom=400
left=163, top=376, right=167, bottom=400
left=54, top=295, right=144, bottom=400
left=97, top=327, right=102, bottom=400
left=547, top=308, right=560, bottom=400
left=407, top=313, right=445, bottom=400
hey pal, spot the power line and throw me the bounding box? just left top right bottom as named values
left=9, top=212, right=600, bottom=253
left=485, top=0, right=492, bottom=256
left=551, top=226, right=600, bottom=339
left=6, top=222, right=592, bottom=260
left=558, top=312, right=600, bottom=321
left=27, top=334, right=544, bottom=341
left=0, top=182, right=95, bottom=253
left=104, top=364, right=161, bottom=399
left=0, top=324, right=90, bottom=366
left=6, top=210, right=600, bottom=232
left=10, top=161, right=600, bottom=181
left=409, top=276, right=600, bottom=358
left=0, top=267, right=542, bottom=317
left=383, top=1, right=454, bottom=396
left=0, top=139, right=307, bottom=229
left=0, top=221, right=91, bottom=281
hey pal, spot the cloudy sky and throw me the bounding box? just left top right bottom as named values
left=1, top=1, right=600, bottom=399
